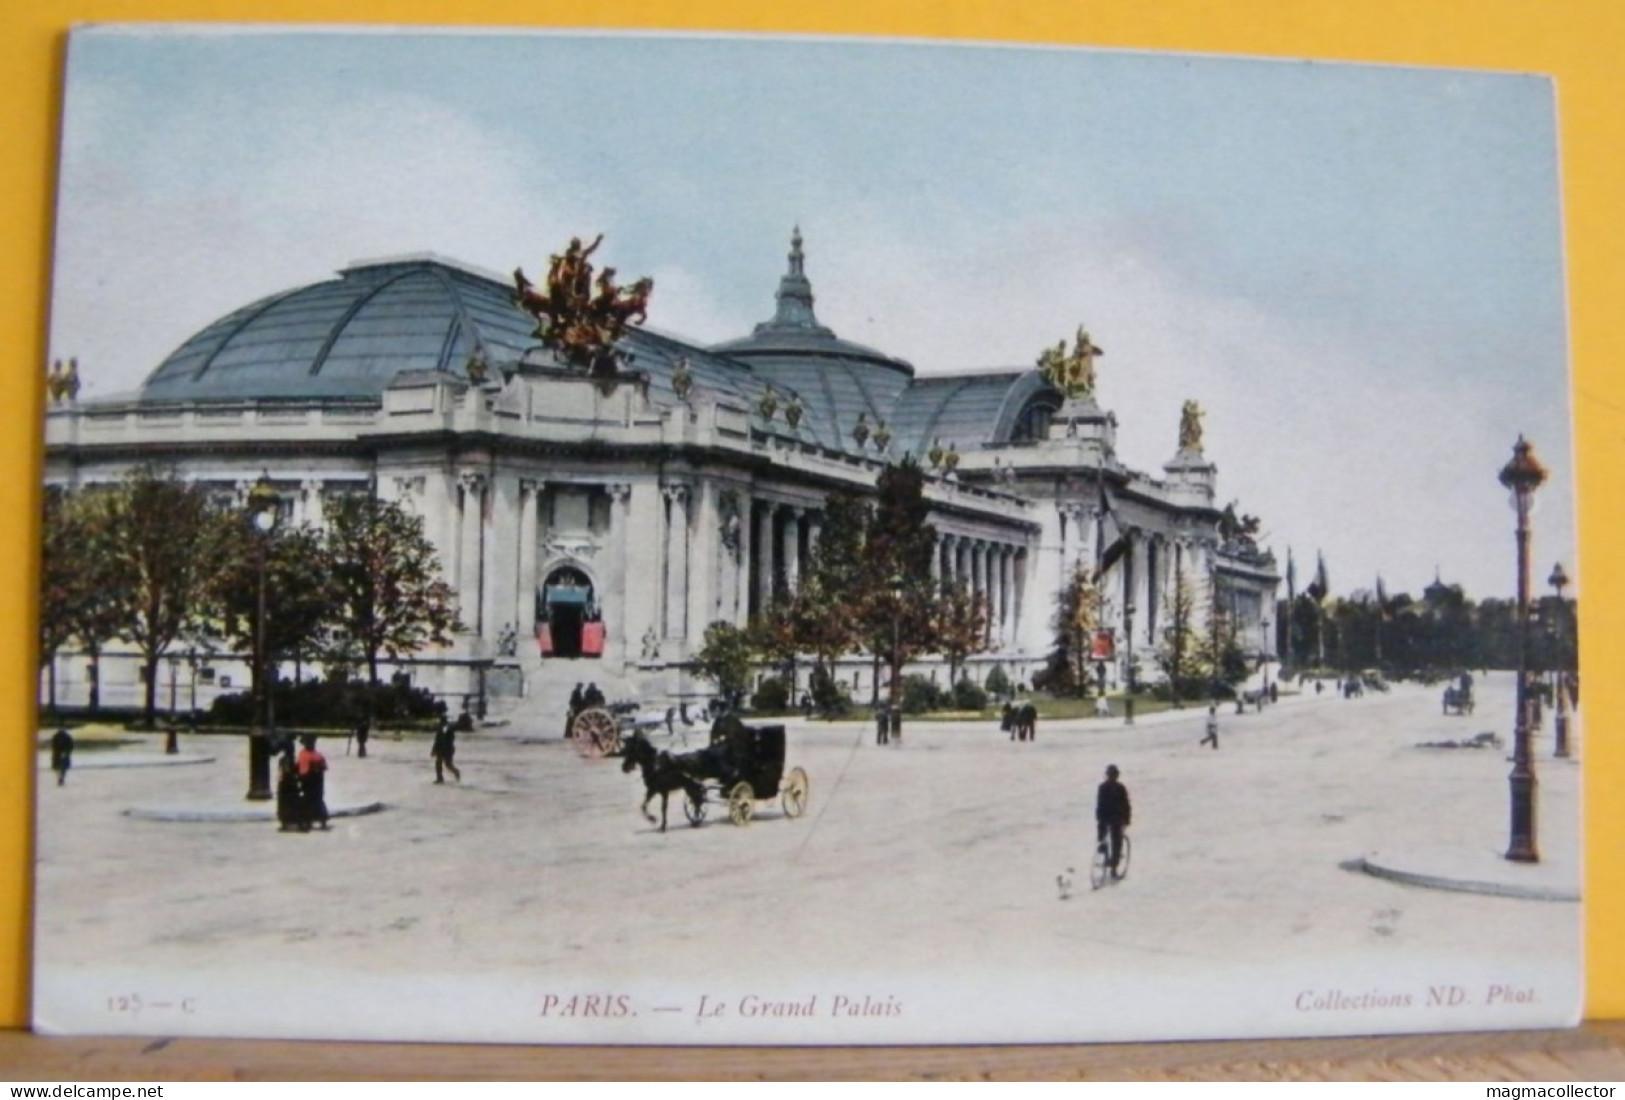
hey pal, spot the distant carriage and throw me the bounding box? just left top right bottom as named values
left=1442, top=680, right=1475, bottom=716
left=571, top=700, right=666, bottom=758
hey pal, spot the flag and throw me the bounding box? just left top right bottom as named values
left=1094, top=475, right=1126, bottom=579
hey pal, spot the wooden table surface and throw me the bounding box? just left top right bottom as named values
left=1, top=1023, right=1623, bottom=1080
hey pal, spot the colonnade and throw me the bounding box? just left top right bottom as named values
left=931, top=534, right=1027, bottom=651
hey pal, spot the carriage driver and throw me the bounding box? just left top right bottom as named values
left=1095, top=764, right=1132, bottom=873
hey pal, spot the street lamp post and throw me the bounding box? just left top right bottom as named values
left=888, top=573, right=903, bottom=747
left=1548, top=561, right=1571, bottom=759
left=1499, top=436, right=1547, bottom=863
left=245, top=476, right=279, bottom=801
left=1123, top=599, right=1136, bottom=726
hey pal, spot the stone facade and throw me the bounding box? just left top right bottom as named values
left=41, top=240, right=1278, bottom=717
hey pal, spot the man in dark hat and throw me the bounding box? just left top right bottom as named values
left=1095, top=764, right=1132, bottom=874
left=431, top=718, right=461, bottom=784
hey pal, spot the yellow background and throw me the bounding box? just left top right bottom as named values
left=3, top=0, right=1621, bottom=1030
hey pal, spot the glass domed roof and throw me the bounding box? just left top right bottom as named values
left=139, top=256, right=545, bottom=403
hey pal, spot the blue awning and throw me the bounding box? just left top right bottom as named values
left=545, top=586, right=590, bottom=606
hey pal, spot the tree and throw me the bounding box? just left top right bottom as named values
left=1156, top=572, right=1201, bottom=704
left=210, top=519, right=338, bottom=710
left=95, top=467, right=232, bottom=728
left=39, top=488, right=106, bottom=713
left=935, top=580, right=989, bottom=688
left=1039, top=560, right=1100, bottom=697
left=691, top=620, right=755, bottom=707
left=322, top=494, right=461, bottom=694
left=854, top=458, right=938, bottom=713
left=1191, top=580, right=1249, bottom=696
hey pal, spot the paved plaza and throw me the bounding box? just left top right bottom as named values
left=32, top=673, right=1581, bottom=1044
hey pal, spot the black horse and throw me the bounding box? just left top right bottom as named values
left=620, top=732, right=709, bottom=832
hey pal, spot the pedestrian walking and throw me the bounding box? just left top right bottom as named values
left=1200, top=704, right=1219, bottom=749
left=432, top=718, right=462, bottom=784
left=49, top=727, right=73, bottom=786
left=297, top=734, right=330, bottom=830
left=353, top=718, right=370, bottom=758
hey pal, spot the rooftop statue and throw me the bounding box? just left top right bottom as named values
left=1037, top=326, right=1102, bottom=400
left=1179, top=399, right=1205, bottom=451
left=514, top=235, right=653, bottom=384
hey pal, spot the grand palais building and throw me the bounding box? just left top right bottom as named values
left=42, top=231, right=1280, bottom=719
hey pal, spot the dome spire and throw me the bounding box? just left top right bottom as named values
left=755, top=226, right=832, bottom=337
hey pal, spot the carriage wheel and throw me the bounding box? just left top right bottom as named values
left=727, top=782, right=754, bottom=826
left=781, top=767, right=810, bottom=819
left=684, top=790, right=708, bottom=827
left=572, top=708, right=616, bottom=759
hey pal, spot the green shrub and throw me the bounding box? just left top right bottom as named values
left=209, top=677, right=444, bottom=727
left=900, top=674, right=947, bottom=714
left=952, top=677, right=989, bottom=711
left=983, top=665, right=1013, bottom=700
left=750, top=676, right=790, bottom=713
left=807, top=665, right=852, bottom=717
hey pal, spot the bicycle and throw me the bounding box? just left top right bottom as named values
left=1090, top=831, right=1132, bottom=889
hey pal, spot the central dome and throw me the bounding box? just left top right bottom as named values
left=711, top=229, right=916, bottom=448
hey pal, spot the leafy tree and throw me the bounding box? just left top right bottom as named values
left=1191, top=580, right=1249, bottom=696
left=322, top=493, right=461, bottom=694
left=1039, top=560, right=1100, bottom=696
left=984, top=664, right=1013, bottom=700
left=209, top=520, right=338, bottom=716
left=691, top=620, right=755, bottom=707
left=1156, top=572, right=1201, bottom=705
left=935, top=580, right=989, bottom=688
left=851, top=458, right=938, bottom=712
left=94, top=467, right=232, bottom=728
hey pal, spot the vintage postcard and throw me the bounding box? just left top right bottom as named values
left=34, top=26, right=1580, bottom=1044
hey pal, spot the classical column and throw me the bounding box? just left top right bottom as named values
left=755, top=500, right=775, bottom=613
left=808, top=513, right=823, bottom=559
left=688, top=479, right=719, bottom=638
left=663, top=483, right=691, bottom=640
left=458, top=472, right=487, bottom=635
left=733, top=493, right=753, bottom=627
left=624, top=481, right=664, bottom=663
left=517, top=479, right=542, bottom=638
left=783, top=507, right=803, bottom=592
left=994, top=545, right=1007, bottom=646
left=930, top=534, right=943, bottom=584
left=607, top=484, right=631, bottom=663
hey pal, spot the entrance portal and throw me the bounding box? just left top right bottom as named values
left=539, top=567, right=599, bottom=659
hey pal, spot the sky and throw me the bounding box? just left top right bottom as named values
left=48, top=27, right=1576, bottom=602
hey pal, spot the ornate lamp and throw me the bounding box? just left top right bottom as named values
left=1499, top=436, right=1547, bottom=862
left=1548, top=561, right=1571, bottom=759
left=244, top=475, right=280, bottom=801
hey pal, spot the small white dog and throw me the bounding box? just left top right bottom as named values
left=1093, top=696, right=1111, bottom=718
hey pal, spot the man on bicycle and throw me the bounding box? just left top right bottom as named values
left=1095, top=764, right=1132, bottom=873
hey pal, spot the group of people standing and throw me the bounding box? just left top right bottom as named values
left=277, top=734, right=329, bottom=832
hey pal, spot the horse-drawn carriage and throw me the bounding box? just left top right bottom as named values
left=622, top=715, right=810, bottom=830
left=1442, top=678, right=1475, bottom=716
